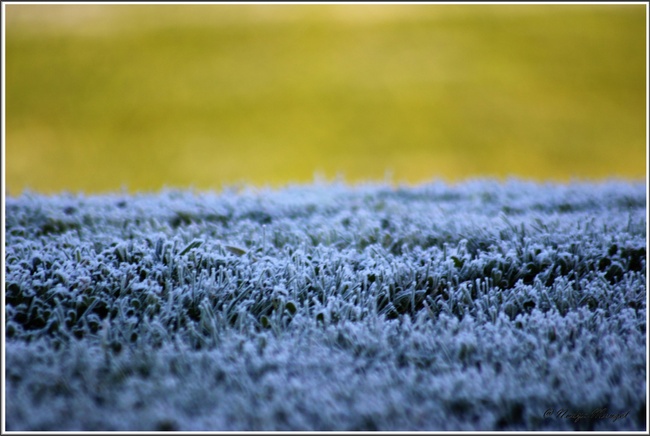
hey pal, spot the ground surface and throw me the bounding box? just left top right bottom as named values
left=6, top=4, right=646, bottom=194
left=4, top=179, right=647, bottom=431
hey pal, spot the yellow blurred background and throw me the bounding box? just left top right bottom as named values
left=4, top=3, right=647, bottom=195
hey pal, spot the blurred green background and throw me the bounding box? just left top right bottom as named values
left=5, top=3, right=647, bottom=195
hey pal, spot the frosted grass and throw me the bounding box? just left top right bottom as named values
left=4, top=179, right=647, bottom=431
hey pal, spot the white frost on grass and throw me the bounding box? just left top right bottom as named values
left=4, top=179, right=647, bottom=430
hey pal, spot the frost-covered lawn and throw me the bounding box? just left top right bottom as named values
left=4, top=179, right=647, bottom=431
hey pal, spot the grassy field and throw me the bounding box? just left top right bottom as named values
left=4, top=179, right=647, bottom=431
left=4, top=3, right=647, bottom=195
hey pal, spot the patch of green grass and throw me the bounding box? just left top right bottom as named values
left=5, top=4, right=647, bottom=194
